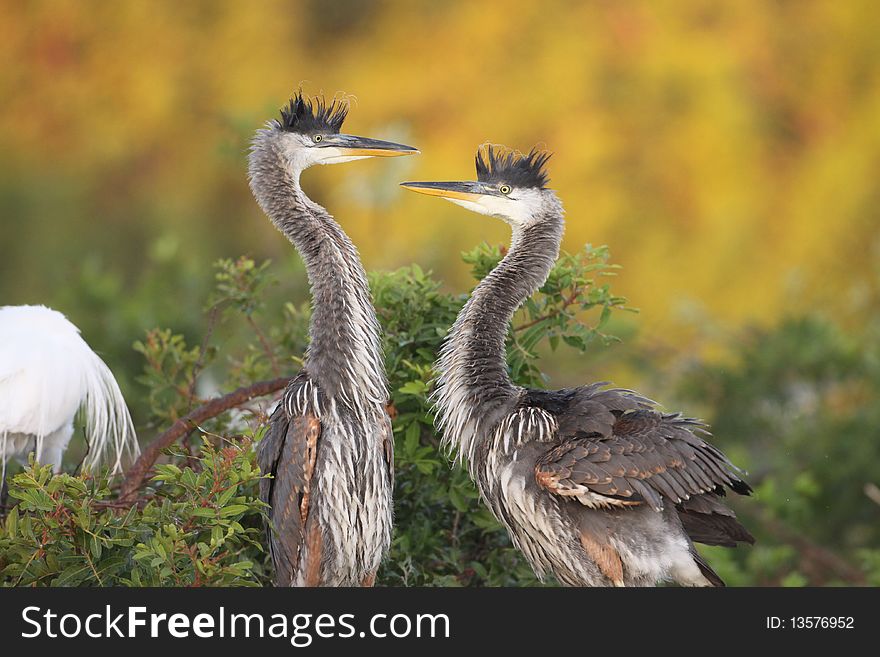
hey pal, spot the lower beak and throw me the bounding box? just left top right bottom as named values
left=399, top=181, right=487, bottom=201
left=329, top=134, right=419, bottom=157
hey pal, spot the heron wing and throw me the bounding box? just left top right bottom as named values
left=676, top=492, right=755, bottom=546
left=534, top=390, right=751, bottom=513
left=380, top=411, right=394, bottom=488
left=258, top=381, right=322, bottom=586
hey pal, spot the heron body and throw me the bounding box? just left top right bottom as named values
left=0, top=304, right=137, bottom=476
left=248, top=93, right=416, bottom=586
left=403, top=145, right=753, bottom=587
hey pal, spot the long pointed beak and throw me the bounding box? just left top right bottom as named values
left=399, top=180, right=490, bottom=201
left=324, top=134, right=419, bottom=157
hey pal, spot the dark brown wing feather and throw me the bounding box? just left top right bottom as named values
left=381, top=413, right=394, bottom=488
left=691, top=548, right=726, bottom=587
left=677, top=494, right=755, bottom=547
left=534, top=387, right=751, bottom=515
left=258, top=396, right=322, bottom=587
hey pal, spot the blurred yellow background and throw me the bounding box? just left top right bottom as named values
left=3, top=0, right=880, bottom=589
left=1, top=0, right=878, bottom=362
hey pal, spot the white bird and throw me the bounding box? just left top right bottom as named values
left=0, top=305, right=138, bottom=480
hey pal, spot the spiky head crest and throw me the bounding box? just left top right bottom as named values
left=475, top=144, right=551, bottom=190
left=276, top=91, right=349, bottom=135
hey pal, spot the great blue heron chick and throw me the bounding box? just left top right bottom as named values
left=402, top=145, right=753, bottom=586
left=249, top=92, right=417, bottom=586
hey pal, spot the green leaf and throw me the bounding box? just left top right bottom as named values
left=96, top=557, right=127, bottom=581
left=404, top=422, right=421, bottom=453
left=448, top=487, right=469, bottom=513
left=10, top=487, right=55, bottom=512
left=5, top=506, right=18, bottom=537
left=398, top=380, right=427, bottom=396
left=597, top=305, right=612, bottom=329
left=217, top=486, right=237, bottom=506
left=90, top=536, right=103, bottom=560
left=53, top=563, right=92, bottom=587
left=219, top=504, right=249, bottom=518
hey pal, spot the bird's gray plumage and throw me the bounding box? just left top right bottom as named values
left=248, top=94, right=399, bottom=586
left=418, top=145, right=753, bottom=587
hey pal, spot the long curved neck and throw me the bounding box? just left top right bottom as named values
left=249, top=134, right=387, bottom=414
left=435, top=198, right=564, bottom=467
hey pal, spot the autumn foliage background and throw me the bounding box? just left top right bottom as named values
left=1, top=1, right=878, bottom=585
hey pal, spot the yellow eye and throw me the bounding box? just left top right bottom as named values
left=499, top=184, right=511, bottom=195
left=313, top=134, right=323, bottom=143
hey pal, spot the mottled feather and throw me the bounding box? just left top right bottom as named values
left=677, top=494, right=755, bottom=547
left=533, top=387, right=751, bottom=512
left=258, top=390, right=322, bottom=587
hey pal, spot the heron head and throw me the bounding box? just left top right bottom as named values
left=270, top=92, right=418, bottom=170
left=401, top=144, right=553, bottom=227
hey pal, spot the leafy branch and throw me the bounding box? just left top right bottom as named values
left=2, top=245, right=632, bottom=587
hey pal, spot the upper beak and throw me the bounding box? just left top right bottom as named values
left=399, top=180, right=492, bottom=201
left=322, top=133, right=419, bottom=157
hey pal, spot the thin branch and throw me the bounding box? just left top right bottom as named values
left=450, top=510, right=461, bottom=549
left=93, top=498, right=154, bottom=510
left=119, top=376, right=289, bottom=501
left=188, top=304, right=221, bottom=412
left=246, top=315, right=281, bottom=378
left=82, top=547, right=104, bottom=587
left=514, top=288, right=581, bottom=333
left=756, top=508, right=866, bottom=585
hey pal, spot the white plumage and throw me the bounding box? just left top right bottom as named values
left=0, top=305, right=138, bottom=478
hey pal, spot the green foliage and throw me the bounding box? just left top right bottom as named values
left=371, top=261, right=533, bottom=586
left=210, top=256, right=275, bottom=317
left=133, top=328, right=204, bottom=425
left=465, top=243, right=632, bottom=386
left=672, top=315, right=880, bottom=585
left=0, top=441, right=267, bottom=587
left=4, top=243, right=877, bottom=588
left=1, top=244, right=628, bottom=587
left=374, top=244, right=633, bottom=585
left=3, top=247, right=875, bottom=587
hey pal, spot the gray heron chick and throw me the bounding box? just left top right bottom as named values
left=249, top=92, right=417, bottom=586
left=402, top=145, right=753, bottom=586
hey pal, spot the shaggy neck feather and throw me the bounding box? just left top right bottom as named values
left=435, top=197, right=564, bottom=469
left=249, top=132, right=387, bottom=414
